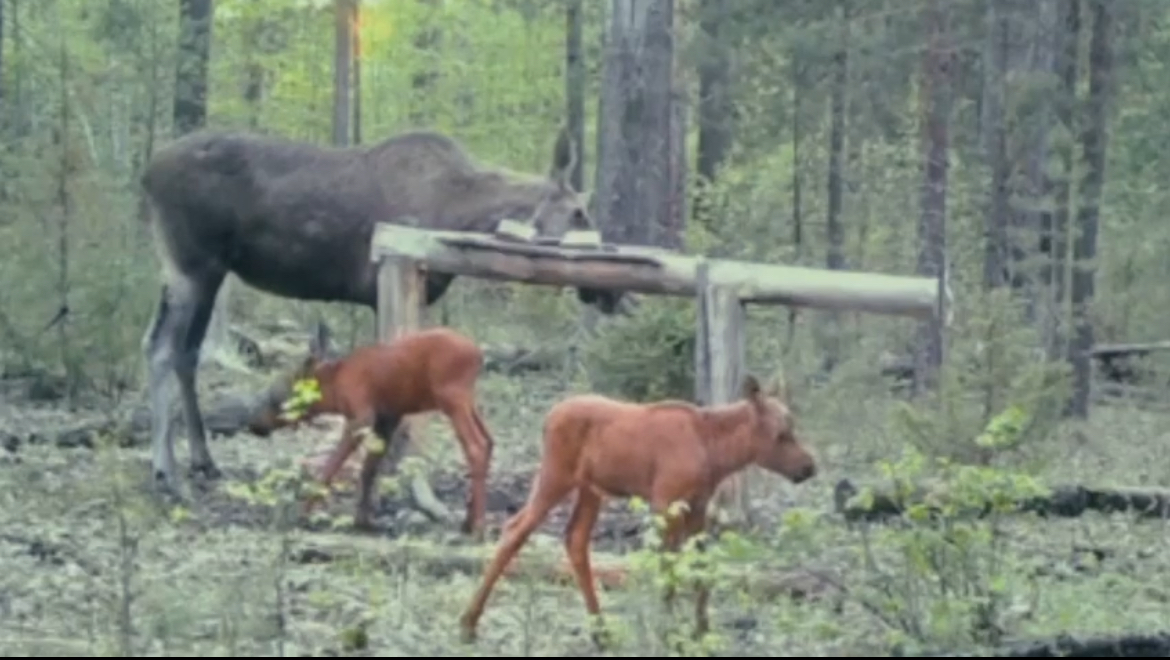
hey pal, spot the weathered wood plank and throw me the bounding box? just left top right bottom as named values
left=695, top=263, right=749, bottom=521
left=370, top=224, right=948, bottom=321
left=375, top=257, right=449, bottom=524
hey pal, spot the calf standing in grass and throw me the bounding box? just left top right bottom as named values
left=459, top=374, right=816, bottom=644
left=247, top=324, right=496, bottom=540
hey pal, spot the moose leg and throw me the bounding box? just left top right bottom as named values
left=564, top=489, right=608, bottom=648
left=173, top=270, right=226, bottom=482
left=459, top=471, right=573, bottom=643
left=441, top=397, right=492, bottom=541
left=143, top=285, right=181, bottom=494
left=423, top=272, right=456, bottom=306
left=143, top=269, right=224, bottom=492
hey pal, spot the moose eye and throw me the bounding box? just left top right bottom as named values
left=571, top=209, right=589, bottom=229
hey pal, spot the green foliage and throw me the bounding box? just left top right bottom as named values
left=582, top=298, right=696, bottom=402
left=893, top=288, right=1072, bottom=464
left=848, top=448, right=1050, bottom=651
left=280, top=377, right=322, bottom=421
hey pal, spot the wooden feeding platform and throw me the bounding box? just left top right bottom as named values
left=370, top=219, right=952, bottom=523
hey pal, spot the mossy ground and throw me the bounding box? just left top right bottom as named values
left=1, top=359, right=1168, bottom=656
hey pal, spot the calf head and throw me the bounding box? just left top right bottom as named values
left=247, top=322, right=338, bottom=437
left=742, top=374, right=817, bottom=484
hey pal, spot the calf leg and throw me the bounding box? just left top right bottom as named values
left=564, top=489, right=607, bottom=647
left=352, top=414, right=403, bottom=530
left=440, top=397, right=493, bottom=541
left=459, top=470, right=573, bottom=643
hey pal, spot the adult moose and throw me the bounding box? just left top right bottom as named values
left=140, top=127, right=614, bottom=494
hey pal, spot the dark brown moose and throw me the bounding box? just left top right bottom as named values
left=140, top=128, right=611, bottom=493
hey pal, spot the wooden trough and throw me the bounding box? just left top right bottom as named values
left=370, top=221, right=952, bottom=523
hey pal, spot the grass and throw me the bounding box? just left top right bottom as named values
left=1, top=339, right=1169, bottom=656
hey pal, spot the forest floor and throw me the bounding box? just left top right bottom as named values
left=1, top=337, right=1169, bottom=656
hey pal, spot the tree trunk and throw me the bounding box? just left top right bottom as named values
left=409, top=0, right=441, bottom=126
left=1067, top=0, right=1112, bottom=418
left=787, top=52, right=804, bottom=349
left=823, top=0, right=849, bottom=372
left=565, top=0, right=586, bottom=192
left=595, top=0, right=678, bottom=248
left=694, top=0, right=732, bottom=225
left=913, top=0, right=950, bottom=395
left=1045, top=0, right=1080, bottom=360
left=981, top=0, right=1009, bottom=290
left=332, top=0, right=354, bottom=148
left=173, top=0, right=212, bottom=137
left=352, top=1, right=362, bottom=146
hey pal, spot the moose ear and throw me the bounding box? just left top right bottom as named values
left=551, top=126, right=577, bottom=187
left=308, top=320, right=333, bottom=359
left=740, top=374, right=762, bottom=400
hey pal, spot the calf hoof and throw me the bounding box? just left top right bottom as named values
left=353, top=512, right=378, bottom=533
left=458, top=615, right=478, bottom=644
left=188, top=461, right=222, bottom=481
left=461, top=520, right=485, bottom=543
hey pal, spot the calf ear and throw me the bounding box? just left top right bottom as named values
left=767, top=376, right=788, bottom=402
left=740, top=374, right=762, bottom=399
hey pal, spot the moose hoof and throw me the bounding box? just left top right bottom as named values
left=188, top=462, right=222, bottom=482
left=151, top=471, right=184, bottom=502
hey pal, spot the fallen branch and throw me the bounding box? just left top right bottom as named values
left=834, top=479, right=1170, bottom=523
left=907, top=631, right=1170, bottom=657
left=482, top=344, right=566, bottom=376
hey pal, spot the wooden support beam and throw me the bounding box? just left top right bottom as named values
left=370, top=224, right=949, bottom=321
left=695, top=262, right=749, bottom=523
left=375, top=257, right=450, bottom=524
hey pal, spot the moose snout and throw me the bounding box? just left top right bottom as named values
left=791, top=461, right=817, bottom=484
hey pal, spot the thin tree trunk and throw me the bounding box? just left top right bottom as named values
left=352, top=1, right=362, bottom=145
left=173, top=0, right=212, bottom=136
left=565, top=0, right=585, bottom=192
left=982, top=0, right=1009, bottom=290
left=1046, top=0, right=1079, bottom=360
left=695, top=0, right=732, bottom=225
left=786, top=53, right=803, bottom=349
left=914, top=0, right=950, bottom=395
left=823, top=0, right=849, bottom=372
left=1067, top=0, right=1112, bottom=418
left=332, top=0, right=354, bottom=147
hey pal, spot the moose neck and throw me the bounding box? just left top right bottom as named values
left=698, top=401, right=761, bottom=483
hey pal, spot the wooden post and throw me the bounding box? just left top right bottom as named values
left=375, top=256, right=451, bottom=524
left=694, top=261, right=748, bottom=523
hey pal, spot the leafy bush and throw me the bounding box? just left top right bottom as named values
left=582, top=298, right=696, bottom=402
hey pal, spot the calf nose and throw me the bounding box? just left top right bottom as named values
left=794, top=462, right=817, bottom=484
